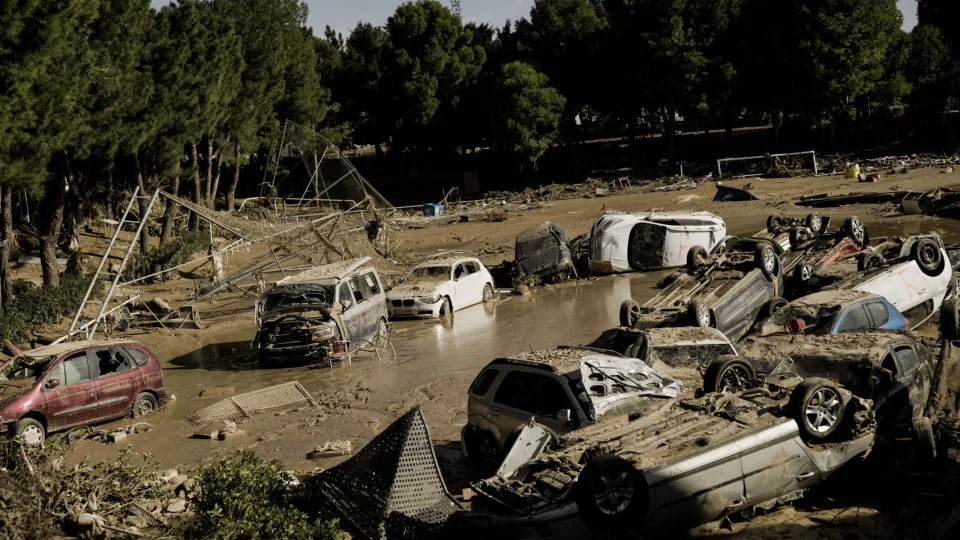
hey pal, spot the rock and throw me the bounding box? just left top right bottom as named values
left=161, top=469, right=179, bottom=483
left=107, top=431, right=127, bottom=443
left=946, top=166, right=955, bottom=174
left=146, top=297, right=171, bottom=313
left=218, top=429, right=246, bottom=440
left=170, top=474, right=188, bottom=487
left=125, top=515, right=148, bottom=529
left=175, top=477, right=197, bottom=498
left=221, top=420, right=238, bottom=434
left=165, top=499, right=186, bottom=514
left=307, top=440, right=352, bottom=459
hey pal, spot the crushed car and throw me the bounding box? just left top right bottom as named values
left=514, top=222, right=578, bottom=283
left=386, top=255, right=495, bottom=318
left=461, top=347, right=682, bottom=464
left=619, top=236, right=784, bottom=342
left=588, top=211, right=726, bottom=274
left=253, top=257, right=388, bottom=366
left=0, top=339, right=168, bottom=445
left=757, top=290, right=909, bottom=338
left=587, top=325, right=738, bottom=370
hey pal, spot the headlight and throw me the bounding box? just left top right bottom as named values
left=418, top=295, right=440, bottom=304
left=311, top=326, right=336, bottom=342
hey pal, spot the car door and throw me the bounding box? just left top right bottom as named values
left=452, top=262, right=470, bottom=309
left=464, top=261, right=485, bottom=305
left=337, top=281, right=363, bottom=343
left=350, top=274, right=378, bottom=340
left=741, top=425, right=819, bottom=508
left=489, top=370, right=575, bottom=447
left=91, top=347, right=139, bottom=420
left=45, top=351, right=99, bottom=431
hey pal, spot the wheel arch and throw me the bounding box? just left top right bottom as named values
left=18, top=411, right=48, bottom=432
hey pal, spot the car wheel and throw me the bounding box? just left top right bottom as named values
left=620, top=300, right=642, bottom=328
left=805, top=213, right=824, bottom=235
left=439, top=297, right=452, bottom=317
left=766, top=215, right=781, bottom=232
left=755, top=244, right=779, bottom=280
left=482, top=283, right=495, bottom=301
left=132, top=392, right=159, bottom=418
left=704, top=358, right=758, bottom=393
left=789, top=378, right=845, bottom=440
left=789, top=226, right=813, bottom=247
left=912, top=238, right=944, bottom=276
left=857, top=252, right=885, bottom=272
left=842, top=216, right=867, bottom=247
left=794, top=263, right=814, bottom=282
left=766, top=296, right=788, bottom=318
left=688, top=301, right=712, bottom=328
left=15, top=418, right=45, bottom=446
left=686, top=245, right=707, bottom=272
left=575, top=454, right=649, bottom=537
left=913, top=416, right=937, bottom=461
left=942, top=298, right=960, bottom=341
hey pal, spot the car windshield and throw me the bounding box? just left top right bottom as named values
left=261, top=287, right=335, bottom=313
left=767, top=303, right=840, bottom=335
left=408, top=265, right=451, bottom=281
left=518, top=233, right=557, bottom=258
left=652, top=343, right=736, bottom=368
left=0, top=355, right=54, bottom=382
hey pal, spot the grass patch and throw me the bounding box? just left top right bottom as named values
left=0, top=274, right=93, bottom=344
left=130, top=230, right=210, bottom=279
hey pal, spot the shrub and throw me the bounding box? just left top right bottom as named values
left=181, top=451, right=341, bottom=540
left=130, top=230, right=210, bottom=279
left=0, top=274, right=94, bottom=344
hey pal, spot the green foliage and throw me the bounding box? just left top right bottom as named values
left=0, top=274, right=92, bottom=343
left=183, top=451, right=341, bottom=540
left=131, top=229, right=209, bottom=278
left=494, top=62, right=565, bottom=167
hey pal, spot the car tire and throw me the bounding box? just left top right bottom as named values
left=766, top=215, right=781, bottom=232
left=132, top=392, right=159, bottom=418
left=789, top=226, right=813, bottom=247
left=766, top=297, right=788, bottom=318
left=793, top=262, right=814, bottom=282
left=688, top=301, right=712, bottom=328
left=842, top=216, right=867, bottom=247
left=755, top=244, right=780, bottom=280
left=704, top=358, right=758, bottom=393
left=788, top=378, right=846, bottom=440
left=15, top=418, right=45, bottom=446
left=575, top=454, right=649, bottom=538
left=857, top=252, right=885, bottom=272
left=439, top=297, right=452, bottom=317
left=942, top=298, right=960, bottom=341
left=686, top=245, right=707, bottom=272
left=805, top=213, right=824, bottom=235
left=482, top=283, right=495, bottom=302
left=913, top=416, right=937, bottom=461
left=911, top=238, right=944, bottom=276
left=619, top=300, right=641, bottom=328
left=259, top=351, right=277, bottom=369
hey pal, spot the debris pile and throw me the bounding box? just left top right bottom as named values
left=819, top=154, right=960, bottom=175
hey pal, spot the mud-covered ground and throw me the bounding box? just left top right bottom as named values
left=32, top=167, right=960, bottom=538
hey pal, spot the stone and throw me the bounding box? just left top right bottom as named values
left=218, top=429, right=246, bottom=440
left=946, top=166, right=955, bottom=174
left=165, top=499, right=186, bottom=514
left=107, top=431, right=127, bottom=443
left=221, top=420, right=238, bottom=434
left=161, top=469, right=179, bottom=483
left=170, top=474, right=188, bottom=486
left=307, top=440, right=352, bottom=459
left=146, top=297, right=171, bottom=313
left=125, top=515, right=148, bottom=529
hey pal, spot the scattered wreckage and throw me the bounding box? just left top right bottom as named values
left=588, top=211, right=726, bottom=274
left=387, top=255, right=495, bottom=318
left=514, top=222, right=580, bottom=283
left=0, top=339, right=168, bottom=445
left=253, top=257, right=389, bottom=366
left=461, top=347, right=683, bottom=463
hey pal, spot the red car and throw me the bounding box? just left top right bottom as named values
left=0, top=339, right=168, bottom=445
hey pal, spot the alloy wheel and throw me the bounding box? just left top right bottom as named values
left=804, top=387, right=842, bottom=434
left=594, top=469, right=634, bottom=516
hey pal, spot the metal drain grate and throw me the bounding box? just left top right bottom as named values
left=185, top=381, right=316, bottom=425
left=310, top=406, right=462, bottom=539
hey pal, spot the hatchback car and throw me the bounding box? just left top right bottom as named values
left=387, top=256, right=494, bottom=318
left=0, top=339, right=168, bottom=445
left=514, top=222, right=576, bottom=283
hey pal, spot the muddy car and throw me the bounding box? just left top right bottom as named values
left=514, top=222, right=577, bottom=283
left=620, top=237, right=784, bottom=342
left=824, top=233, right=957, bottom=327
left=461, top=348, right=682, bottom=462
left=0, top=339, right=168, bottom=445
left=762, top=215, right=869, bottom=292
left=588, top=326, right=737, bottom=369
left=253, top=257, right=388, bottom=366
left=588, top=211, right=726, bottom=274
left=460, top=387, right=875, bottom=538
left=387, top=256, right=495, bottom=318
left=757, top=290, right=909, bottom=338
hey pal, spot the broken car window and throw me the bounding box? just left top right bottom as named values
left=62, top=352, right=93, bottom=386
left=893, top=346, right=921, bottom=376
left=364, top=272, right=381, bottom=295
left=94, top=348, right=132, bottom=378
left=835, top=305, right=872, bottom=333
left=518, top=234, right=557, bottom=258
left=337, top=282, right=354, bottom=309
left=351, top=276, right=374, bottom=302
left=261, top=286, right=335, bottom=313
left=865, top=301, right=890, bottom=327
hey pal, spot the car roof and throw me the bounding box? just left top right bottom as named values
left=788, top=290, right=881, bottom=310
left=493, top=347, right=624, bottom=375
left=277, top=257, right=373, bottom=285
left=19, top=339, right=141, bottom=359
left=414, top=255, right=478, bottom=267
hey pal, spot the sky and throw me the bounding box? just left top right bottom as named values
left=151, top=0, right=918, bottom=37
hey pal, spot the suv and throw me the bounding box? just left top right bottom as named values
left=461, top=348, right=682, bottom=463
left=254, top=257, right=388, bottom=366
left=0, top=339, right=168, bottom=445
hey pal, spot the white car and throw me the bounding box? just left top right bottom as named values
left=588, top=211, right=726, bottom=274
left=387, top=256, right=495, bottom=318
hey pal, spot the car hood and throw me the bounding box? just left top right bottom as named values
left=388, top=280, right=444, bottom=298
left=577, top=355, right=684, bottom=416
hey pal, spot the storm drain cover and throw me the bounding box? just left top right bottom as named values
left=309, top=406, right=462, bottom=539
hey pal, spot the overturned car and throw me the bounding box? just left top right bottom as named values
left=514, top=222, right=578, bottom=283
left=252, top=257, right=388, bottom=366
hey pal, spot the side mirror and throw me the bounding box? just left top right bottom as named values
left=45, top=378, right=60, bottom=389
left=556, top=409, right=572, bottom=423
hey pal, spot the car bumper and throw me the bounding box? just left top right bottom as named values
left=387, top=298, right=443, bottom=318
left=260, top=342, right=328, bottom=362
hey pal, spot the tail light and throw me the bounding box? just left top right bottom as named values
left=904, top=319, right=910, bottom=327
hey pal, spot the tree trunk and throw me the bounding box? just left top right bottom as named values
left=0, top=184, right=14, bottom=304
left=204, top=137, right=214, bottom=207
left=724, top=106, right=734, bottom=140
left=210, top=154, right=222, bottom=209
left=225, top=141, right=241, bottom=212
left=41, top=160, right=68, bottom=288
left=189, top=141, right=201, bottom=230
left=106, top=168, right=115, bottom=219
left=665, top=107, right=677, bottom=166
left=160, top=160, right=181, bottom=245
left=134, top=153, right=149, bottom=256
